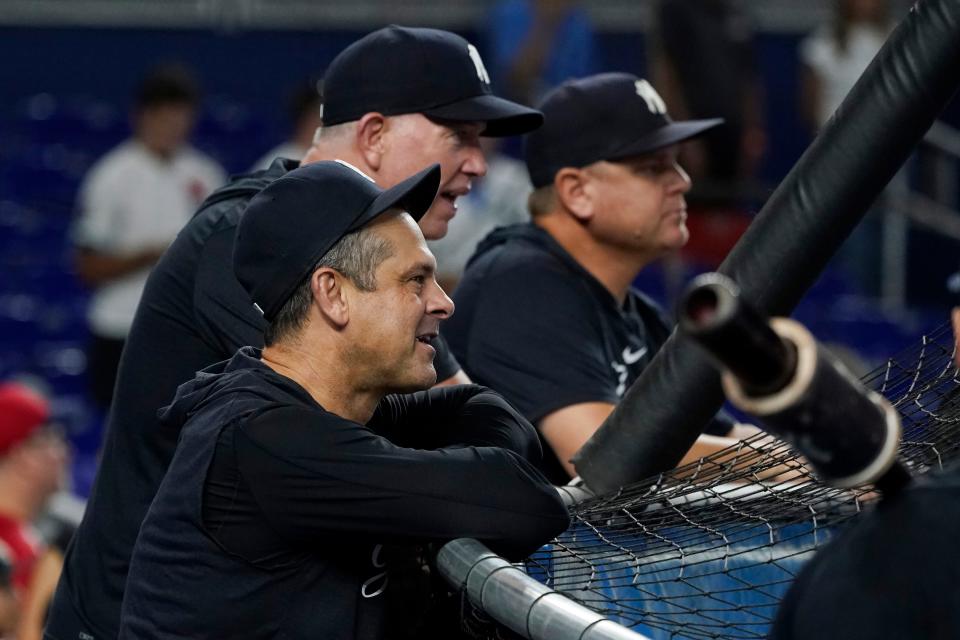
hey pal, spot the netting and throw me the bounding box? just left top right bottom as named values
left=518, top=320, right=960, bottom=640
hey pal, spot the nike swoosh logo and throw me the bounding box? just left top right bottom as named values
left=622, top=346, right=648, bottom=364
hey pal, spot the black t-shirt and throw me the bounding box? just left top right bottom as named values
left=48, top=159, right=463, bottom=640
left=119, top=348, right=568, bottom=639
left=445, top=223, right=732, bottom=484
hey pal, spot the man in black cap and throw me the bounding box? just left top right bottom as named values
left=46, top=26, right=543, bottom=640
left=446, top=73, right=754, bottom=483
left=117, top=161, right=568, bottom=639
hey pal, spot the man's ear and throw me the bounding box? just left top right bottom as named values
left=554, top=167, right=594, bottom=223
left=354, top=112, right=387, bottom=172
left=311, top=268, right=349, bottom=329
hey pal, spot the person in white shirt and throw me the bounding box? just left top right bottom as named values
left=799, top=0, right=893, bottom=298
left=800, top=0, right=893, bottom=132
left=72, top=65, right=226, bottom=410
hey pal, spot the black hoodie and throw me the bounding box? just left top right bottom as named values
left=119, top=348, right=568, bottom=639
left=48, top=158, right=459, bottom=640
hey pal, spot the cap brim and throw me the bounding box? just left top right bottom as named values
left=424, top=94, right=544, bottom=137
left=350, top=163, right=441, bottom=231
left=608, top=118, right=724, bottom=160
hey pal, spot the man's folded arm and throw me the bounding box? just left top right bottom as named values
left=235, top=406, right=569, bottom=560
left=368, top=385, right=542, bottom=462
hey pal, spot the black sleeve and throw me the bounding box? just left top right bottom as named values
left=431, top=333, right=461, bottom=382
left=193, top=224, right=266, bottom=354
left=235, top=406, right=569, bottom=560
left=452, top=262, right=620, bottom=423
left=368, top=385, right=542, bottom=463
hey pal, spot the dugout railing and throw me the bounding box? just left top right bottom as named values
left=435, top=483, right=654, bottom=640
left=881, top=119, right=960, bottom=309
left=438, top=316, right=960, bottom=640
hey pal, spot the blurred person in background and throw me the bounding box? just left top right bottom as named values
left=71, top=64, right=226, bottom=412
left=650, top=0, right=766, bottom=207
left=485, top=0, right=597, bottom=107
left=800, top=0, right=892, bottom=134
left=0, top=382, right=68, bottom=635
left=0, top=556, right=16, bottom=638
left=800, top=0, right=893, bottom=297
left=15, top=545, right=67, bottom=640
left=250, top=80, right=323, bottom=171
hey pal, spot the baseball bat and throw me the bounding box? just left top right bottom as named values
left=679, top=273, right=909, bottom=493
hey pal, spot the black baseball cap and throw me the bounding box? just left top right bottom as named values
left=320, top=25, right=543, bottom=137
left=525, top=72, right=724, bottom=188
left=234, top=160, right=441, bottom=322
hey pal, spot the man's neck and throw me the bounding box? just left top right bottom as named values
left=261, top=343, right=380, bottom=424
left=535, top=216, right=654, bottom=305
left=301, top=142, right=374, bottom=179
left=136, top=136, right=176, bottom=162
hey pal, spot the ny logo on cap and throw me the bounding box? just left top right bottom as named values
left=635, top=80, right=667, bottom=115
left=467, top=44, right=491, bottom=85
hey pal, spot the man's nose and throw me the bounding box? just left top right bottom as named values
left=428, top=280, right=455, bottom=320
left=462, top=144, right=487, bottom=179
left=671, top=161, right=692, bottom=193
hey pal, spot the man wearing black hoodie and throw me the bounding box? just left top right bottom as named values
left=446, top=73, right=755, bottom=484
left=47, top=26, right=545, bottom=640
left=117, top=161, right=568, bottom=639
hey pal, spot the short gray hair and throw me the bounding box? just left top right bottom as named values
left=263, top=225, right=394, bottom=346
left=311, top=120, right=356, bottom=145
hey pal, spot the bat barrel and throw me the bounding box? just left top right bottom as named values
left=679, top=273, right=796, bottom=397
left=683, top=273, right=907, bottom=491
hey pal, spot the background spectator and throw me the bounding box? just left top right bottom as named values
left=71, top=64, right=225, bottom=412
left=800, top=0, right=893, bottom=134
left=485, top=0, right=597, bottom=107
left=0, top=381, right=68, bottom=633
left=800, top=0, right=894, bottom=297
left=0, top=555, right=15, bottom=637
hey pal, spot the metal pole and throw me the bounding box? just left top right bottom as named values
left=437, top=538, right=651, bottom=640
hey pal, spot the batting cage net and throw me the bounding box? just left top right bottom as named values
left=469, top=320, right=960, bottom=640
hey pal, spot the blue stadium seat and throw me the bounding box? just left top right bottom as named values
left=14, top=93, right=125, bottom=154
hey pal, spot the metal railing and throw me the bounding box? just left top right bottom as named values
left=437, top=538, right=650, bottom=640
left=435, top=482, right=652, bottom=640
left=882, top=119, right=960, bottom=310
